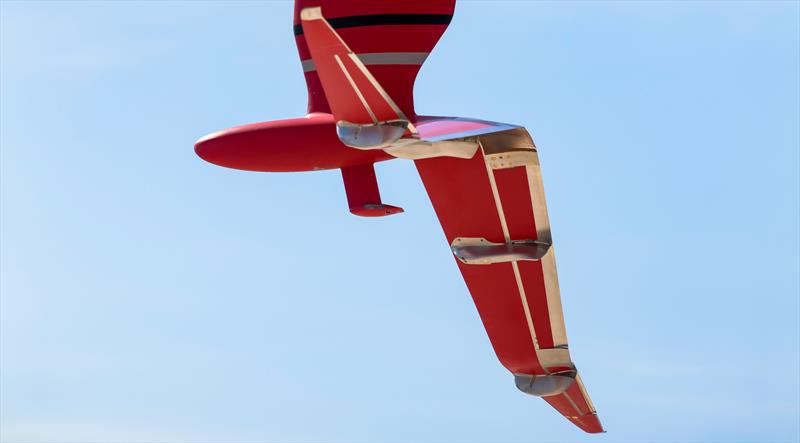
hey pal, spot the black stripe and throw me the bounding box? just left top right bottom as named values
left=294, top=13, right=452, bottom=36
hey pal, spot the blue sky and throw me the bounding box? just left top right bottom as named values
left=1, top=1, right=798, bottom=442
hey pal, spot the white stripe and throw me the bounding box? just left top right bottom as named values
left=537, top=347, right=571, bottom=368
left=302, top=52, right=429, bottom=73
left=333, top=54, right=377, bottom=124
left=301, top=59, right=316, bottom=72
left=563, top=390, right=583, bottom=416
left=358, top=51, right=429, bottom=66
left=512, top=261, right=540, bottom=349
left=301, top=11, right=416, bottom=129
left=481, top=143, right=546, bottom=372
left=575, top=374, right=597, bottom=413
left=346, top=52, right=414, bottom=131
left=526, top=162, right=569, bottom=347
left=482, top=144, right=511, bottom=242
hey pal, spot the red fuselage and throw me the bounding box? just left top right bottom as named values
left=195, top=112, right=394, bottom=173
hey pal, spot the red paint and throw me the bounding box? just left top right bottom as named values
left=194, top=115, right=507, bottom=173
left=458, top=262, right=545, bottom=375
left=567, top=382, right=593, bottom=416
left=301, top=17, right=401, bottom=123
left=518, top=261, right=555, bottom=349
left=196, top=0, right=603, bottom=433
left=341, top=163, right=403, bottom=217
left=493, top=167, right=537, bottom=240
left=293, top=0, right=455, bottom=117
left=492, top=167, right=554, bottom=348
left=195, top=114, right=393, bottom=172
left=415, top=153, right=506, bottom=243
left=544, top=387, right=604, bottom=433
left=416, top=153, right=546, bottom=375
left=543, top=392, right=579, bottom=418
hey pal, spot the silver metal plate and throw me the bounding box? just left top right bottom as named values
left=450, top=237, right=551, bottom=265
left=336, top=119, right=409, bottom=149
left=514, top=370, right=576, bottom=397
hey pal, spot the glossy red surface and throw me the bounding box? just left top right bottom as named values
left=194, top=113, right=392, bottom=172
left=301, top=15, right=401, bottom=124
left=293, top=0, right=455, bottom=117
left=350, top=204, right=404, bottom=217
left=341, top=163, right=403, bottom=217
left=545, top=389, right=604, bottom=433
left=494, top=168, right=556, bottom=349
left=415, top=152, right=547, bottom=375
left=195, top=0, right=604, bottom=432
left=194, top=114, right=501, bottom=173
left=415, top=151, right=604, bottom=433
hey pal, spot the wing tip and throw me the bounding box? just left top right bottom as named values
left=569, top=412, right=605, bottom=434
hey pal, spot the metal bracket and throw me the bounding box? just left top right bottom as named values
left=385, top=139, right=479, bottom=160
left=514, top=369, right=577, bottom=397
left=485, top=150, right=538, bottom=169
left=450, top=237, right=551, bottom=265
left=336, top=119, right=409, bottom=149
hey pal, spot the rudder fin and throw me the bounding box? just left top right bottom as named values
left=293, top=0, right=456, bottom=118
left=300, top=7, right=410, bottom=126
